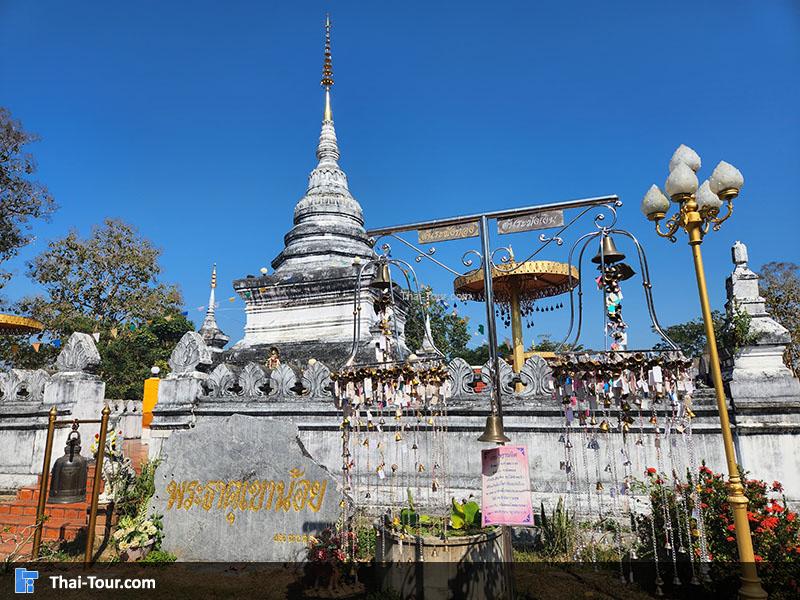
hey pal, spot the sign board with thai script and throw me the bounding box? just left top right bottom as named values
left=481, top=445, right=534, bottom=526
left=497, top=210, right=564, bottom=235
left=417, top=221, right=480, bottom=244
left=153, top=414, right=339, bottom=561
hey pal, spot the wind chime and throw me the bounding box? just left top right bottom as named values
left=549, top=231, right=709, bottom=593
left=330, top=256, right=452, bottom=561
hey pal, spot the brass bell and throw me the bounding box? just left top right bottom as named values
left=686, top=408, right=696, bottom=420
left=591, top=235, right=625, bottom=265
left=649, top=415, right=658, bottom=425
left=477, top=415, right=511, bottom=444
left=589, top=415, right=598, bottom=426
left=48, top=426, right=88, bottom=504
left=369, top=262, right=392, bottom=290
left=598, top=420, right=610, bottom=433
left=596, top=481, right=604, bottom=492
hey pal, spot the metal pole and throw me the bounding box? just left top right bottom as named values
left=509, top=281, right=525, bottom=392
left=480, top=216, right=505, bottom=423
left=84, top=405, right=110, bottom=567
left=686, top=222, right=766, bottom=600
left=31, top=406, right=57, bottom=559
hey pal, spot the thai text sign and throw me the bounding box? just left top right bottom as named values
left=418, top=221, right=479, bottom=244
left=165, top=468, right=327, bottom=525
left=481, top=445, right=534, bottom=526
left=497, top=210, right=564, bottom=235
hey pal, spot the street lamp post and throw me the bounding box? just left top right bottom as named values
left=641, top=144, right=767, bottom=600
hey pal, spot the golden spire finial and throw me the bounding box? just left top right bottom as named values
left=321, top=14, right=333, bottom=89
left=210, top=263, right=217, bottom=289
left=321, top=14, right=333, bottom=121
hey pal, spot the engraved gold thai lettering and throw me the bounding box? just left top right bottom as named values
left=183, top=480, right=199, bottom=509
left=308, top=480, right=327, bottom=513
left=163, top=469, right=326, bottom=522
left=249, top=480, right=266, bottom=512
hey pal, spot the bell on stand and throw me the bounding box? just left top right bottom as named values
left=48, top=424, right=88, bottom=504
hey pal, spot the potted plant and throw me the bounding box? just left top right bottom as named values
left=375, top=490, right=508, bottom=599
left=112, top=515, right=161, bottom=562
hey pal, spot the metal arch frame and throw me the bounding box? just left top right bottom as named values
left=343, top=254, right=445, bottom=368
left=365, top=194, right=621, bottom=433
left=557, top=227, right=678, bottom=353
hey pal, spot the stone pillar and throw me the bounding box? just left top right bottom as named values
left=148, top=331, right=212, bottom=459
left=723, top=241, right=800, bottom=406
left=0, top=332, right=106, bottom=490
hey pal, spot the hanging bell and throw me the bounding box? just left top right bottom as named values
left=598, top=420, right=610, bottom=433
left=395, top=432, right=403, bottom=442
left=48, top=427, right=88, bottom=504
left=432, top=481, right=438, bottom=492
left=589, top=415, right=598, bottom=426
left=622, top=422, right=631, bottom=434
left=411, top=442, right=418, bottom=450
left=649, top=415, right=658, bottom=425
left=686, top=408, right=696, bottom=420
left=477, top=415, right=511, bottom=444
left=596, top=481, right=604, bottom=492
left=418, top=464, right=425, bottom=473
left=591, top=235, right=625, bottom=265
left=369, top=262, right=392, bottom=290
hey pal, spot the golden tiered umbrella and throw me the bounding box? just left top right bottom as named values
left=454, top=258, right=578, bottom=389
left=0, top=314, right=44, bottom=335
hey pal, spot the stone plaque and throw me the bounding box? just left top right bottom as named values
left=152, top=415, right=340, bottom=561
left=497, top=210, right=564, bottom=235
left=418, top=221, right=479, bottom=244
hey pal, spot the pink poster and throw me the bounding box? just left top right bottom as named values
left=481, top=445, right=534, bottom=526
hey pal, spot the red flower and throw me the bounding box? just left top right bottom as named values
left=700, top=502, right=709, bottom=509
left=754, top=554, right=763, bottom=563
left=747, top=511, right=760, bottom=523
left=762, top=516, right=779, bottom=530
left=787, top=512, right=796, bottom=522
left=727, top=524, right=736, bottom=532
left=646, top=467, right=657, bottom=475
left=726, top=536, right=735, bottom=542
left=772, top=481, right=784, bottom=492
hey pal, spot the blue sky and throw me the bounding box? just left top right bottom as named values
left=1, top=1, right=798, bottom=351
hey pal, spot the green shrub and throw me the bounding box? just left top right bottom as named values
left=140, top=550, right=177, bottom=564
left=539, top=497, right=575, bottom=557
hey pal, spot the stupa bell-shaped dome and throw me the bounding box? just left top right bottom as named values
left=271, top=20, right=374, bottom=274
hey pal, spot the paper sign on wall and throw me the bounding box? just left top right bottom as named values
left=481, top=445, right=534, bottom=526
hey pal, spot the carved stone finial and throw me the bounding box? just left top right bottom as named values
left=205, top=364, right=239, bottom=398
left=517, top=356, right=554, bottom=398
left=56, top=332, right=101, bottom=373
left=168, top=331, right=212, bottom=375
left=239, top=363, right=269, bottom=397
left=732, top=240, right=748, bottom=267
left=302, top=360, right=332, bottom=398
left=267, top=363, right=299, bottom=398
left=447, top=357, right=477, bottom=397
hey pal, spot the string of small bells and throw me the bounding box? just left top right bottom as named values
left=496, top=300, right=564, bottom=328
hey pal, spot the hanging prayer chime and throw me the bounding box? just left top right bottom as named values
left=547, top=232, right=710, bottom=589
left=331, top=257, right=452, bottom=559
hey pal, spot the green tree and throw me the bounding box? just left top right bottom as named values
left=452, top=341, right=513, bottom=366
left=759, top=261, right=800, bottom=377
left=530, top=334, right=584, bottom=353
left=653, top=311, right=725, bottom=358
left=404, top=286, right=469, bottom=359
left=0, top=107, right=56, bottom=288
left=0, top=219, right=192, bottom=398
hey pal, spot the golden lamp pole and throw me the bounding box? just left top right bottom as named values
left=641, top=144, right=766, bottom=600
